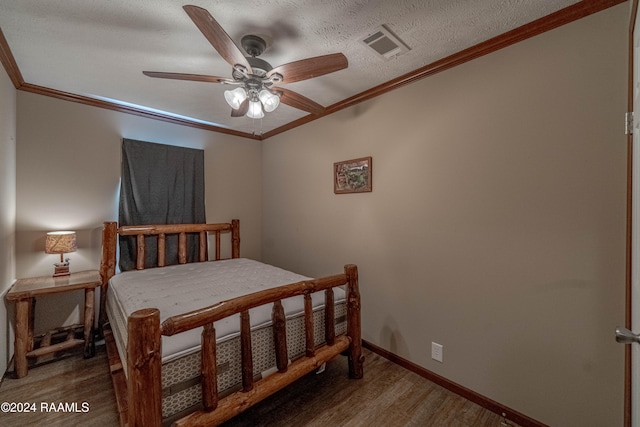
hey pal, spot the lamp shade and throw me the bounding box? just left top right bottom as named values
left=45, top=231, right=77, bottom=254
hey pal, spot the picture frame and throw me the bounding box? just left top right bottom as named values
left=334, top=156, right=372, bottom=194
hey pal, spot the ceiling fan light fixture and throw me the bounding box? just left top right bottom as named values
left=143, top=6, right=349, bottom=124
left=224, top=87, right=247, bottom=109
left=247, top=100, right=264, bottom=119
left=259, top=89, right=280, bottom=113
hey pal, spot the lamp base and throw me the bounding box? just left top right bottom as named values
left=53, top=261, right=70, bottom=277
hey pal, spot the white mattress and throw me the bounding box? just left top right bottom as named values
left=107, top=258, right=346, bottom=363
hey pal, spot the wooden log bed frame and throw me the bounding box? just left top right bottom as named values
left=99, top=220, right=364, bottom=426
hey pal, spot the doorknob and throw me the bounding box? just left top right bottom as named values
left=616, top=327, right=640, bottom=344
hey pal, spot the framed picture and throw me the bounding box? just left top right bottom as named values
left=334, top=156, right=372, bottom=194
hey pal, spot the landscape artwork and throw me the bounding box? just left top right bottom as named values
left=334, top=157, right=372, bottom=194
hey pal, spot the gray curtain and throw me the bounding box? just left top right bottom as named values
left=118, top=139, right=205, bottom=271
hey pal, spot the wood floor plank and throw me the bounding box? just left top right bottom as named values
left=0, top=345, right=119, bottom=427
left=0, top=344, right=520, bottom=427
left=220, top=349, right=522, bottom=427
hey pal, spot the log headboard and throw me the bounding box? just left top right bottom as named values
left=98, top=219, right=240, bottom=328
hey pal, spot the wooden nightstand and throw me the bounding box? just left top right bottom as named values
left=5, top=270, right=102, bottom=378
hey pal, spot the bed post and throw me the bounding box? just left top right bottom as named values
left=231, top=219, right=240, bottom=258
left=345, top=264, right=364, bottom=379
left=127, top=308, right=162, bottom=427
left=99, top=221, right=118, bottom=333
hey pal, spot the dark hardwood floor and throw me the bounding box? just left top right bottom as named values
left=0, top=344, right=518, bottom=427
left=0, top=344, right=119, bottom=426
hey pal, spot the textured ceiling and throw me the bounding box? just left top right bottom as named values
left=0, top=0, right=582, bottom=136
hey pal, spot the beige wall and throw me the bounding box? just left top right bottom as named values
left=262, top=4, right=628, bottom=427
left=15, top=92, right=262, bottom=333
left=3, top=3, right=629, bottom=425
left=0, top=60, right=17, bottom=376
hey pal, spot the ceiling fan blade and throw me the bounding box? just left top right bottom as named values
left=275, top=87, right=325, bottom=114
left=182, top=5, right=252, bottom=73
left=267, top=53, right=348, bottom=84
left=142, top=71, right=234, bottom=84
left=231, top=98, right=250, bottom=117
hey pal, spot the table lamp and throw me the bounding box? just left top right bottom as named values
left=45, top=231, right=77, bottom=277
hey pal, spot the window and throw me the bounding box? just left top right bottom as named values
left=118, top=139, right=205, bottom=271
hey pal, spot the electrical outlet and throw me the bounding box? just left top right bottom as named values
left=431, top=342, right=443, bottom=362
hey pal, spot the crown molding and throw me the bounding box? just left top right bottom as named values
left=19, top=82, right=261, bottom=140
left=0, top=27, right=23, bottom=89
left=262, top=0, right=628, bottom=139
left=0, top=0, right=627, bottom=141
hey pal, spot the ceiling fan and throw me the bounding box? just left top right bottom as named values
left=143, top=5, right=348, bottom=119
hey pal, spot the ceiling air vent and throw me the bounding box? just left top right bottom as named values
left=360, top=25, right=410, bottom=60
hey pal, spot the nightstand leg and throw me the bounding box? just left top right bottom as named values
left=14, top=298, right=30, bottom=378
left=83, top=287, right=95, bottom=358
left=28, top=298, right=35, bottom=352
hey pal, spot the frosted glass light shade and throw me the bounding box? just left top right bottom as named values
left=259, top=90, right=280, bottom=112
left=224, top=87, right=247, bottom=109
left=247, top=100, right=264, bottom=119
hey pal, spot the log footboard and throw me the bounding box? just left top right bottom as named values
left=127, top=264, right=363, bottom=427
left=99, top=220, right=363, bottom=427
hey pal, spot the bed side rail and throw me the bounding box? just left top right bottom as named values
left=127, top=264, right=363, bottom=427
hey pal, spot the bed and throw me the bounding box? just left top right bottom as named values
left=98, top=220, right=363, bottom=426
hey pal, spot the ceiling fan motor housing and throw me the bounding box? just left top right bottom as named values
left=246, top=56, right=273, bottom=76
left=235, top=35, right=275, bottom=78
